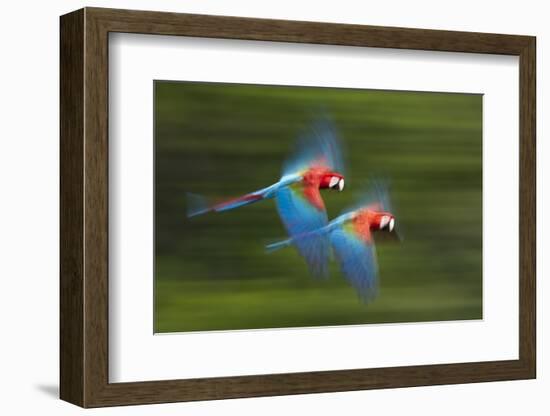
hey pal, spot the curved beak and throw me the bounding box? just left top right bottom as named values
left=328, top=176, right=345, bottom=191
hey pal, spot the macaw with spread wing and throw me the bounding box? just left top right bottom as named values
left=187, top=118, right=346, bottom=277
left=267, top=183, right=398, bottom=302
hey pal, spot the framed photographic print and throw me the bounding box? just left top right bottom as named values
left=60, top=7, right=536, bottom=408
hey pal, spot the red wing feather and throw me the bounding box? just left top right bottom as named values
left=302, top=184, right=325, bottom=211
left=351, top=211, right=373, bottom=244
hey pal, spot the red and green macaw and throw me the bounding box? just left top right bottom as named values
left=267, top=183, right=398, bottom=302
left=187, top=118, right=345, bottom=277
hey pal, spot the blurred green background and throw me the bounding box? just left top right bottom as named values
left=154, top=81, right=482, bottom=333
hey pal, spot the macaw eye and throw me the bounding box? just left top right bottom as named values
left=329, top=177, right=339, bottom=188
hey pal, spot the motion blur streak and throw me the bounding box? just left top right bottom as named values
left=154, top=81, right=482, bottom=333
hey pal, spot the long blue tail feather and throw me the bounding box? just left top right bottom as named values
left=186, top=193, right=210, bottom=218
left=265, top=239, right=292, bottom=253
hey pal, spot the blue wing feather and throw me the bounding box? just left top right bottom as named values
left=330, top=227, right=379, bottom=302
left=275, top=185, right=330, bottom=278
left=282, top=116, right=345, bottom=177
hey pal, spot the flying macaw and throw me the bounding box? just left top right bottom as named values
left=187, top=118, right=346, bottom=277
left=267, top=183, right=398, bottom=302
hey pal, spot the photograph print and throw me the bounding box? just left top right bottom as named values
left=154, top=80, right=482, bottom=333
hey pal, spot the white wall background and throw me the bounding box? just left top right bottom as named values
left=0, top=0, right=545, bottom=414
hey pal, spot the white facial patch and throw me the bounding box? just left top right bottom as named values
left=329, top=176, right=340, bottom=188
left=379, top=216, right=390, bottom=230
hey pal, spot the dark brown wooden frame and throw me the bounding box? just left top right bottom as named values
left=60, top=7, right=536, bottom=408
